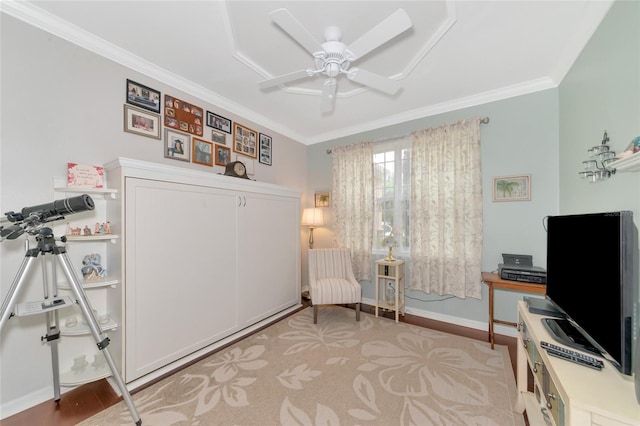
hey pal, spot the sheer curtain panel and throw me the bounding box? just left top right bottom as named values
left=410, top=118, right=483, bottom=298
left=331, top=142, right=374, bottom=280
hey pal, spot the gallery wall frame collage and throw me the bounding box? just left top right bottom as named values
left=123, top=79, right=273, bottom=173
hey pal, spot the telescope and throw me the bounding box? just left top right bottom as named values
left=0, top=194, right=95, bottom=240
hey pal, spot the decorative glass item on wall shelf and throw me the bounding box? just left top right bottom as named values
left=578, top=131, right=617, bottom=182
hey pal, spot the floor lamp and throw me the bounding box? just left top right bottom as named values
left=301, top=208, right=324, bottom=249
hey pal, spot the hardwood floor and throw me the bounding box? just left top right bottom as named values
left=2, top=302, right=519, bottom=426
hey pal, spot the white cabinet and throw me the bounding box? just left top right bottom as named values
left=105, top=158, right=301, bottom=386
left=51, top=185, right=120, bottom=386
left=516, top=301, right=639, bottom=426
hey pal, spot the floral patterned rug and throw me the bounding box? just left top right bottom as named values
left=80, top=306, right=524, bottom=425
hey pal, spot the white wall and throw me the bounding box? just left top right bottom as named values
left=0, top=14, right=307, bottom=416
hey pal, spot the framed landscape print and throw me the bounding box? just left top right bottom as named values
left=259, top=133, right=272, bottom=166
left=164, top=129, right=190, bottom=162
left=232, top=122, right=257, bottom=159
left=123, top=104, right=161, bottom=139
left=492, top=174, right=531, bottom=202
left=126, top=79, right=161, bottom=113
left=192, top=137, right=213, bottom=167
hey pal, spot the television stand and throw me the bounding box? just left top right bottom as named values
left=516, top=301, right=639, bottom=425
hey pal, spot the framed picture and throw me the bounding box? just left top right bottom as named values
left=315, top=192, right=330, bottom=207
left=126, top=79, right=161, bottom=113
left=233, top=122, right=258, bottom=159
left=124, top=105, right=161, bottom=139
left=164, top=129, right=190, bottom=162
left=259, top=133, right=272, bottom=166
left=215, top=144, right=231, bottom=166
left=206, top=111, right=232, bottom=134
left=211, top=129, right=227, bottom=145
left=164, top=94, right=203, bottom=136
left=492, top=174, right=531, bottom=202
left=192, top=137, right=213, bottom=167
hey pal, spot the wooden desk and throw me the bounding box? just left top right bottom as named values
left=481, top=272, right=546, bottom=349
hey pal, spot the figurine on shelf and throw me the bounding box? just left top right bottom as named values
left=94, top=222, right=101, bottom=234
left=83, top=225, right=92, bottom=236
left=81, top=253, right=107, bottom=281
left=104, top=221, right=112, bottom=234
left=69, top=227, right=82, bottom=236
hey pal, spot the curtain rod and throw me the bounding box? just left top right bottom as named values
left=326, top=117, right=489, bottom=154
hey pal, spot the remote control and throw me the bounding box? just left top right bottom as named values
left=540, top=341, right=604, bottom=370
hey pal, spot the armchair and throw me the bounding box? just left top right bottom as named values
left=308, top=248, right=361, bottom=324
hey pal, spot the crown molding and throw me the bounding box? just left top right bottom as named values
left=306, top=76, right=556, bottom=145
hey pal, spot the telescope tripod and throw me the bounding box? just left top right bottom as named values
left=0, top=227, right=141, bottom=425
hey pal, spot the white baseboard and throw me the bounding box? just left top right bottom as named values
left=361, top=297, right=518, bottom=339
left=0, top=385, right=74, bottom=420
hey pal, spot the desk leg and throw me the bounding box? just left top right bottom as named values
left=488, top=284, right=495, bottom=349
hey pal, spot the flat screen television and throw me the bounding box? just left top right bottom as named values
left=544, top=211, right=638, bottom=376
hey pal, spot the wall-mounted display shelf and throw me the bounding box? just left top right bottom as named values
left=57, top=278, right=119, bottom=290
left=54, top=186, right=118, bottom=199
left=609, top=152, right=640, bottom=172
left=52, top=181, right=120, bottom=387
left=64, top=235, right=119, bottom=242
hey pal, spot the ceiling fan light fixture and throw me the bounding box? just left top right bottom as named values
left=261, top=8, right=413, bottom=112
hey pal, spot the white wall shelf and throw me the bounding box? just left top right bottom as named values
left=60, top=319, right=118, bottom=336
left=64, top=235, right=119, bottom=242
left=57, top=278, right=119, bottom=290
left=54, top=186, right=118, bottom=200
left=609, top=152, right=640, bottom=172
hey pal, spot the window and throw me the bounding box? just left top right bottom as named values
left=373, top=138, right=411, bottom=253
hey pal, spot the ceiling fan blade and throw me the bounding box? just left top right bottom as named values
left=270, top=8, right=324, bottom=55
left=346, top=68, right=401, bottom=95
left=259, top=69, right=312, bottom=89
left=347, top=9, right=412, bottom=60
left=320, top=79, right=337, bottom=113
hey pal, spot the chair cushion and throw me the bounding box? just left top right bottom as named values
left=310, top=277, right=361, bottom=305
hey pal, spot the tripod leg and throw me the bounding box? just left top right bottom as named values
left=0, top=250, right=39, bottom=332
left=41, top=254, right=62, bottom=403
left=55, top=250, right=142, bottom=425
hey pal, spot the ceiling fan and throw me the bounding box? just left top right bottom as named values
left=258, top=8, right=412, bottom=112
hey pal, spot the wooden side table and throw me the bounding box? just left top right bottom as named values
left=481, top=272, right=546, bottom=349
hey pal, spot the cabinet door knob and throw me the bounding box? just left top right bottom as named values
left=533, top=360, right=542, bottom=373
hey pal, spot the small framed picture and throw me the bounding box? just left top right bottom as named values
left=123, top=105, right=161, bottom=139
left=233, top=122, right=257, bottom=159
left=259, top=133, right=272, bottom=166
left=215, top=144, right=231, bottom=166
left=126, top=79, right=161, bottom=113
left=192, top=137, right=213, bottom=167
left=492, top=174, right=531, bottom=202
left=206, top=111, right=232, bottom=134
left=315, top=192, right=330, bottom=207
left=164, top=129, right=190, bottom=162
left=211, top=129, right=227, bottom=145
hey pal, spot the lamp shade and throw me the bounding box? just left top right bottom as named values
left=301, top=208, right=324, bottom=227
